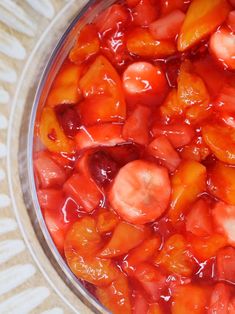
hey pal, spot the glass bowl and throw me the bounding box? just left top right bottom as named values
left=14, top=0, right=117, bottom=313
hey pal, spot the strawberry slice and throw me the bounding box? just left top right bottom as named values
left=122, top=105, right=151, bottom=145
left=123, top=237, right=161, bottom=275
left=202, top=124, right=235, bottom=165
left=96, top=275, right=132, bottom=314
left=63, top=172, right=103, bottom=212
left=171, top=284, right=212, bottom=314
left=215, top=85, right=235, bottom=113
left=46, top=61, right=81, bottom=108
left=180, top=136, right=211, bottom=162
left=160, top=0, right=188, bottom=15
left=131, top=0, right=159, bottom=26
left=152, top=122, right=195, bottom=148
left=126, top=28, right=176, bottom=58
left=154, top=234, right=195, bottom=277
left=132, top=291, right=149, bottom=314
left=109, top=160, right=171, bottom=224
left=134, top=262, right=166, bottom=301
left=210, top=28, right=235, bottom=71
left=148, top=136, right=181, bottom=172
left=213, top=201, right=235, bottom=246
left=123, top=62, right=167, bottom=107
left=99, top=221, right=149, bottom=258
left=208, top=283, right=231, bottom=314
left=69, top=24, right=100, bottom=64
left=227, top=10, right=235, bottom=32
left=149, top=10, right=185, bottom=40
left=216, top=247, right=235, bottom=283
left=75, top=124, right=124, bottom=150
left=168, top=160, right=207, bottom=223
left=34, top=151, right=67, bottom=188
left=177, top=0, right=230, bottom=51
left=37, top=189, right=64, bottom=211
left=186, top=199, right=213, bottom=237
left=208, top=161, right=235, bottom=206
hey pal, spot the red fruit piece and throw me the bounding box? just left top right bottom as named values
left=208, top=161, right=235, bottom=206
left=229, top=298, right=235, bottom=313
left=56, top=106, right=80, bottom=137
left=34, top=151, right=67, bottom=188
left=217, top=247, right=235, bottom=283
left=154, top=234, right=194, bottom=277
left=134, top=263, right=166, bottom=301
left=160, top=0, right=188, bottom=15
left=89, top=150, right=119, bottom=186
left=123, top=237, right=161, bottom=275
left=180, top=136, right=211, bottom=162
left=79, top=55, right=126, bottom=120
left=202, top=124, right=235, bottom=165
left=75, top=123, right=124, bottom=150
left=149, top=10, right=185, bottom=40
left=95, top=4, right=129, bottom=35
left=69, top=24, right=100, bottom=64
left=213, top=201, right=235, bottom=246
left=208, top=283, right=231, bottom=314
left=189, top=233, right=227, bottom=261
left=96, top=275, right=132, bottom=314
left=126, top=28, right=176, bottom=58
left=64, top=217, right=119, bottom=286
left=122, top=105, right=151, bottom=145
left=177, top=0, right=230, bottom=51
left=99, top=221, right=149, bottom=258
left=109, top=160, right=171, bottom=224
left=210, top=28, right=235, bottom=71
left=46, top=62, right=81, bottom=107
left=227, top=10, right=235, bottom=32
left=37, top=189, right=64, bottom=211
left=131, top=0, right=159, bottom=26
left=148, top=303, right=163, bottom=314
left=152, top=122, right=195, bottom=148
left=168, top=160, right=206, bottom=223
left=148, top=136, right=181, bottom=172
left=123, top=62, right=167, bottom=107
left=171, top=284, right=212, bottom=314
left=63, top=172, right=102, bottom=212
left=215, top=86, right=235, bottom=113
left=39, top=107, right=75, bottom=154
left=186, top=199, right=213, bottom=237
left=132, top=291, right=149, bottom=314
left=106, top=143, right=142, bottom=166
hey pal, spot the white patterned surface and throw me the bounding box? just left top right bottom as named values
left=0, top=0, right=94, bottom=313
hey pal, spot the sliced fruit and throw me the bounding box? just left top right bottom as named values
left=148, top=303, right=163, bottom=314
left=95, top=4, right=129, bottom=34
left=99, top=221, right=149, bottom=258
left=180, top=136, right=211, bottom=162
left=171, top=284, right=212, bottom=314
left=96, top=208, right=119, bottom=234
left=122, top=62, right=167, bottom=107
left=168, top=160, right=207, bottom=223
left=149, top=10, right=185, bottom=40
left=213, top=201, right=235, bottom=246
left=131, top=0, right=159, bottom=26
left=132, top=291, right=149, bottom=314
left=39, top=107, right=75, bottom=153
left=202, top=124, right=235, bottom=165
left=56, top=106, right=80, bottom=137
left=37, top=189, right=64, bottom=211
left=159, top=89, right=182, bottom=119
left=160, top=0, right=188, bottom=15
left=148, top=136, right=181, bottom=172
left=109, top=160, right=171, bottom=224
left=79, top=55, right=126, bottom=119
left=126, top=28, right=176, bottom=58
left=210, top=28, right=235, bottom=71
left=208, top=283, right=231, bottom=314
left=96, top=275, right=132, bottom=314
left=123, top=237, right=161, bottom=275
left=46, top=62, right=81, bottom=107
left=215, top=85, right=235, bottom=113
left=122, top=105, right=151, bottom=145
left=154, top=234, right=194, bottom=277
left=189, top=233, right=227, bottom=261
left=78, top=94, right=125, bottom=125
left=208, top=161, right=235, bottom=205
left=177, top=0, right=230, bottom=51
left=63, top=172, right=103, bottom=212
left=152, top=122, right=195, bottom=148
left=34, top=151, right=67, bottom=188
left=75, top=123, right=124, bottom=150
left=216, top=247, right=235, bottom=283
left=177, top=60, right=210, bottom=109
left=227, top=10, right=235, bottom=32
left=69, top=24, right=100, bottom=64
left=134, top=262, right=166, bottom=301
left=186, top=199, right=213, bottom=237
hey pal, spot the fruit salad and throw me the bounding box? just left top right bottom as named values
left=33, top=0, right=235, bottom=313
